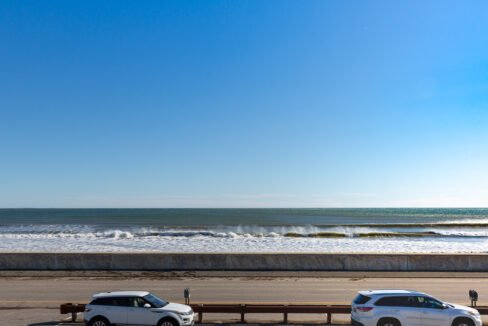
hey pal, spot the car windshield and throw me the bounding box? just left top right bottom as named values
left=144, top=294, right=168, bottom=308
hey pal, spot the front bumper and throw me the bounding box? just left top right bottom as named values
left=181, top=314, right=195, bottom=326
left=473, top=315, right=483, bottom=326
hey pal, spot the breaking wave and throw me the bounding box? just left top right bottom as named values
left=2, top=224, right=488, bottom=240
left=2, top=208, right=488, bottom=253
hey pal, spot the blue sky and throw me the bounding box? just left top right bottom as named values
left=1, top=0, right=488, bottom=208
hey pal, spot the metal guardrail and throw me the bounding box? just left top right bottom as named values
left=60, top=303, right=350, bottom=324
left=191, top=304, right=350, bottom=324
left=60, top=303, right=86, bottom=322
left=60, top=303, right=488, bottom=324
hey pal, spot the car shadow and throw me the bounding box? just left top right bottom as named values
left=28, top=322, right=82, bottom=326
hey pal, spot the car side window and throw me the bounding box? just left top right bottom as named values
left=113, top=297, right=131, bottom=307
left=375, top=296, right=394, bottom=306
left=91, top=298, right=114, bottom=306
left=128, top=297, right=149, bottom=308
left=416, top=296, right=444, bottom=309
left=405, top=296, right=418, bottom=307
left=375, top=296, right=410, bottom=307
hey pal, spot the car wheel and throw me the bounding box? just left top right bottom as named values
left=88, top=317, right=110, bottom=326
left=377, top=318, right=401, bottom=326
left=158, top=318, right=177, bottom=326
left=452, top=318, right=474, bottom=326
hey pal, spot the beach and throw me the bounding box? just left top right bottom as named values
left=2, top=271, right=488, bottom=326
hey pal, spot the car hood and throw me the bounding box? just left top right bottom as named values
left=161, top=302, right=192, bottom=314
left=447, top=303, right=479, bottom=314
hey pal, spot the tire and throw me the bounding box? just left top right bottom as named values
left=377, top=318, right=401, bottom=326
left=88, top=317, right=110, bottom=326
left=452, top=318, right=475, bottom=326
left=158, top=318, right=178, bottom=326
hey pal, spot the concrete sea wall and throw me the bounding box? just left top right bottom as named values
left=2, top=253, right=488, bottom=271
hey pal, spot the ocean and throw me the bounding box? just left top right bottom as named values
left=1, top=208, right=488, bottom=253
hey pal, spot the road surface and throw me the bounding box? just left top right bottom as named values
left=1, top=271, right=487, bottom=326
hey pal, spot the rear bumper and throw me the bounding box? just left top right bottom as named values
left=351, top=318, right=365, bottom=326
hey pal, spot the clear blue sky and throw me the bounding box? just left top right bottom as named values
left=1, top=0, right=488, bottom=208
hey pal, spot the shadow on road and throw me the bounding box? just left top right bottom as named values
left=28, top=322, right=82, bottom=326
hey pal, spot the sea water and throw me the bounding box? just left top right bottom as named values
left=1, top=208, right=487, bottom=253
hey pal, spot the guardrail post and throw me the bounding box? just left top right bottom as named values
left=198, top=304, right=203, bottom=323
left=240, top=304, right=246, bottom=323
left=326, top=312, right=331, bottom=324
left=71, top=311, right=77, bottom=322
left=283, top=304, right=288, bottom=323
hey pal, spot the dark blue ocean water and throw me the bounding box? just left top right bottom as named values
left=2, top=208, right=488, bottom=226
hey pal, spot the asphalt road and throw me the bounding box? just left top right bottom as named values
left=1, top=272, right=488, bottom=326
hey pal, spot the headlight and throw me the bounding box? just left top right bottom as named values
left=468, top=310, right=480, bottom=317
left=167, top=310, right=193, bottom=316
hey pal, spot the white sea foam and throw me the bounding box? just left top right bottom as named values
left=0, top=228, right=487, bottom=253
left=0, top=233, right=487, bottom=253
left=1, top=223, right=488, bottom=253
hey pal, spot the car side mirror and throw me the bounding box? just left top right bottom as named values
left=144, top=303, right=151, bottom=308
left=442, top=304, right=449, bottom=309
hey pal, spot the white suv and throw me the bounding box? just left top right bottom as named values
left=84, top=291, right=195, bottom=326
left=351, top=289, right=481, bottom=326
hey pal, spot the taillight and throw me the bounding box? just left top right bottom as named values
left=357, top=307, right=374, bottom=312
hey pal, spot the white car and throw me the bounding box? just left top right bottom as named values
left=351, top=289, right=481, bottom=326
left=84, top=291, right=195, bottom=326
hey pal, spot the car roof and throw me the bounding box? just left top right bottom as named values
left=93, top=291, right=150, bottom=298
left=358, top=289, right=426, bottom=296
